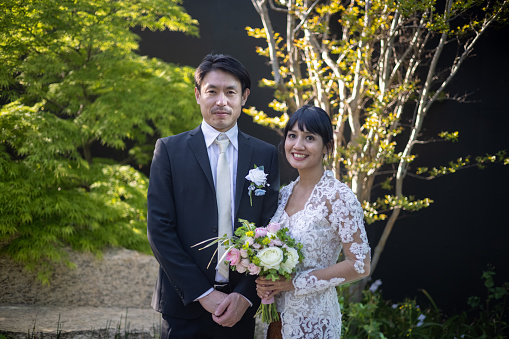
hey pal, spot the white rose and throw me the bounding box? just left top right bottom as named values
left=281, top=247, right=299, bottom=273
left=257, top=247, right=284, bottom=270
left=245, top=168, right=267, bottom=186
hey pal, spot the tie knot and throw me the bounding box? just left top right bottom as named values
left=215, top=134, right=230, bottom=153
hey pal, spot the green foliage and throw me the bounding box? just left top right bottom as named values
left=0, top=0, right=200, bottom=284
left=340, top=281, right=442, bottom=338
left=340, top=269, right=508, bottom=338
left=416, top=151, right=509, bottom=178
left=459, top=268, right=509, bottom=337
left=362, top=196, right=434, bottom=224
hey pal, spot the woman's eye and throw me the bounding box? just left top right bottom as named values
left=287, top=133, right=296, bottom=139
left=306, top=135, right=315, bottom=141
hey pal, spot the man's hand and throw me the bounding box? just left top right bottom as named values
left=198, top=290, right=228, bottom=314
left=212, top=292, right=250, bottom=327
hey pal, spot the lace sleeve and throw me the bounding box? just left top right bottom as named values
left=292, top=181, right=370, bottom=296
left=331, top=185, right=370, bottom=275
left=293, top=269, right=346, bottom=296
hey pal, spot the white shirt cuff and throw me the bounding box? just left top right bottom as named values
left=194, top=287, right=214, bottom=301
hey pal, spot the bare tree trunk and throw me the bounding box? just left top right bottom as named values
left=83, top=140, right=93, bottom=165
left=251, top=0, right=298, bottom=112
left=371, top=207, right=401, bottom=273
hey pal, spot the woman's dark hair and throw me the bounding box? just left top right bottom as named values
left=194, top=54, right=251, bottom=94
left=283, top=105, right=334, bottom=153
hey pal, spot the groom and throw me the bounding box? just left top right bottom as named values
left=147, top=54, right=279, bottom=338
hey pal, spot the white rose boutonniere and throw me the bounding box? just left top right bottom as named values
left=245, top=165, right=269, bottom=206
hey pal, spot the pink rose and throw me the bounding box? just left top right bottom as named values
left=253, top=243, right=261, bottom=249
left=255, top=227, right=268, bottom=238
left=236, top=259, right=250, bottom=273
left=240, top=249, right=248, bottom=258
left=248, top=263, right=261, bottom=275
left=267, top=222, right=281, bottom=233
left=270, top=239, right=283, bottom=247
left=245, top=237, right=255, bottom=246
left=226, top=248, right=241, bottom=266
left=236, top=264, right=247, bottom=273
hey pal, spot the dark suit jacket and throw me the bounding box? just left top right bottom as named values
left=147, top=125, right=279, bottom=319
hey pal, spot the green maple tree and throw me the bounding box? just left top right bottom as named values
left=0, top=0, right=200, bottom=284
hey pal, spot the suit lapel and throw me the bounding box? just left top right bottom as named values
left=235, top=131, right=253, bottom=216
left=188, top=126, right=215, bottom=193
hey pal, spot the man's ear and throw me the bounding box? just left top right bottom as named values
left=241, top=88, right=250, bottom=106
left=194, top=87, right=201, bottom=104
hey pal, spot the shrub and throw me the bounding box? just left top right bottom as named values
left=340, top=268, right=508, bottom=338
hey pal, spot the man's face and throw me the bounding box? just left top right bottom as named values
left=195, top=69, right=250, bottom=132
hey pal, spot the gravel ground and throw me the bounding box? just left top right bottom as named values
left=0, top=248, right=158, bottom=307
left=0, top=248, right=267, bottom=338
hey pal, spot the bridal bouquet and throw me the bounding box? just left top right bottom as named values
left=193, top=218, right=303, bottom=324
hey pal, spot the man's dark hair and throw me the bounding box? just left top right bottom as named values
left=194, top=54, right=251, bottom=93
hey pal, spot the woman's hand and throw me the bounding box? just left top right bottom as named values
left=256, top=275, right=295, bottom=300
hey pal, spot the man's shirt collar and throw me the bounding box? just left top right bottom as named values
left=201, top=120, right=239, bottom=150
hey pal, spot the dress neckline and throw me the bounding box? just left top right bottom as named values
left=283, top=170, right=330, bottom=218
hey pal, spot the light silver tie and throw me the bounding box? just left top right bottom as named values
left=215, top=134, right=232, bottom=279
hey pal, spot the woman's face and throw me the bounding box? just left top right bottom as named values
left=284, top=123, right=327, bottom=172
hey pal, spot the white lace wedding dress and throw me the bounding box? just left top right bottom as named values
left=270, top=170, right=370, bottom=338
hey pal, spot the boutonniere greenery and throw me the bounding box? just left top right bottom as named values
left=245, top=165, right=269, bottom=206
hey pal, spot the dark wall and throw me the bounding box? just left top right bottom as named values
left=135, top=1, right=509, bottom=314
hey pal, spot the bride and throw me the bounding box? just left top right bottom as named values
left=256, top=105, right=371, bottom=338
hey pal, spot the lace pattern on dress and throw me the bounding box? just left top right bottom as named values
left=270, top=170, right=370, bottom=339
left=293, top=269, right=345, bottom=296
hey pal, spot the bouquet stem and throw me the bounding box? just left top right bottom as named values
left=255, top=297, right=279, bottom=324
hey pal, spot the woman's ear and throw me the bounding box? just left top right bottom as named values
left=326, top=140, right=334, bottom=154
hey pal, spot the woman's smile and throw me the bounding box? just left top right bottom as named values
left=291, top=152, right=308, bottom=160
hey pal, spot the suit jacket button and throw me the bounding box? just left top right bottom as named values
left=212, top=227, right=217, bottom=232
left=212, top=258, right=217, bottom=264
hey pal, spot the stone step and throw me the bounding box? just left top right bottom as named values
left=0, top=305, right=160, bottom=338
